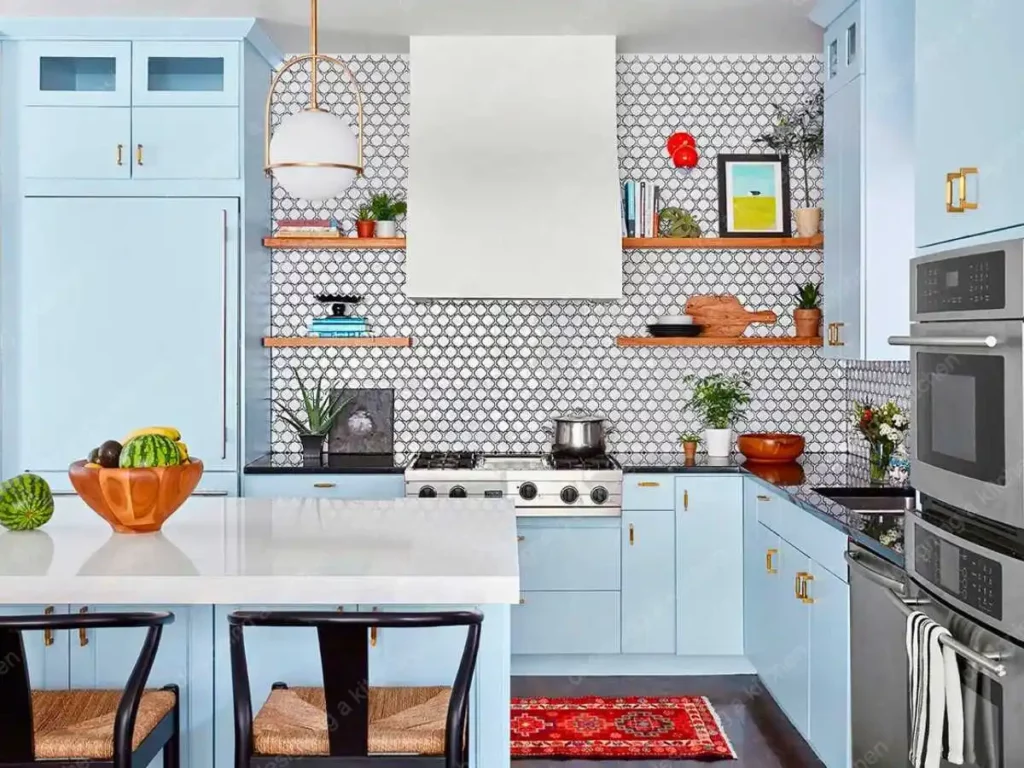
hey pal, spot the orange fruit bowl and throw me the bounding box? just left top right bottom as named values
left=68, top=459, right=204, bottom=534
left=736, top=433, right=806, bottom=464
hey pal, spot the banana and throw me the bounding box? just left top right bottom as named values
left=176, top=441, right=189, bottom=460
left=123, top=426, right=181, bottom=442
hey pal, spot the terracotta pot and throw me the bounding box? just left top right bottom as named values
left=794, top=308, right=822, bottom=338
left=356, top=220, right=376, bottom=238
left=795, top=207, right=821, bottom=237
left=682, top=441, right=698, bottom=462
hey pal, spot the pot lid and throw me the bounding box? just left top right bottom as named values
left=553, top=412, right=607, bottom=423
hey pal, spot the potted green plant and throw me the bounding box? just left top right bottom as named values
left=794, top=281, right=822, bottom=338
left=355, top=204, right=376, bottom=238
left=685, top=373, right=751, bottom=458
left=755, top=87, right=824, bottom=237
left=679, top=432, right=701, bottom=463
left=369, top=192, right=407, bottom=238
left=274, top=371, right=352, bottom=461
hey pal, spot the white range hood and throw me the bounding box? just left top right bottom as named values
left=406, top=35, right=623, bottom=300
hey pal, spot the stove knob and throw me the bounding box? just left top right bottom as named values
left=591, top=486, right=609, bottom=504
left=560, top=486, right=579, bottom=504
left=418, top=486, right=437, bottom=498
left=519, top=482, right=538, bottom=501
left=449, top=486, right=468, bottom=499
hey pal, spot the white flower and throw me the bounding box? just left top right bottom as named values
left=879, top=424, right=900, bottom=442
left=892, top=414, right=908, bottom=429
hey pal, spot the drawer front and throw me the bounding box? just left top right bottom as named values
left=753, top=483, right=848, bottom=582
left=21, top=106, right=132, bottom=180
left=131, top=107, right=240, bottom=179
left=622, top=474, right=675, bottom=510
left=512, top=591, right=621, bottom=655
left=517, top=525, right=620, bottom=591
left=242, top=473, right=404, bottom=500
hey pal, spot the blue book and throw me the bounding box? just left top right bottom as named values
left=313, top=316, right=367, bottom=324
left=312, top=330, right=369, bottom=338
left=624, top=181, right=636, bottom=238
left=312, top=320, right=368, bottom=329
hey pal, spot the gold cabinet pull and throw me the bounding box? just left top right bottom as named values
left=960, top=167, right=978, bottom=210
left=44, top=606, right=55, bottom=647
left=628, top=523, right=635, bottom=546
left=313, top=482, right=336, bottom=489
left=946, top=171, right=965, bottom=212
left=637, top=481, right=660, bottom=488
left=794, top=573, right=803, bottom=599
left=765, top=549, right=778, bottom=574
left=116, top=144, right=124, bottom=166
left=833, top=322, right=845, bottom=347
left=370, top=606, right=378, bottom=647
left=518, top=596, right=526, bottom=605
left=795, top=572, right=816, bottom=603
left=683, top=490, right=689, bottom=511
left=826, top=323, right=835, bottom=345
left=517, top=535, right=524, bottom=542
left=757, top=494, right=771, bottom=502
left=136, top=144, right=144, bottom=166
left=78, top=607, right=89, bottom=646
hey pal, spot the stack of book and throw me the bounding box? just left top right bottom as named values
left=620, top=181, right=662, bottom=238
left=309, top=315, right=370, bottom=338
left=274, top=218, right=342, bottom=239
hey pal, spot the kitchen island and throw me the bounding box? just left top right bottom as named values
left=0, top=497, right=520, bottom=768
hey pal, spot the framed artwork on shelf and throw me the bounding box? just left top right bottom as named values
left=716, top=154, right=792, bottom=238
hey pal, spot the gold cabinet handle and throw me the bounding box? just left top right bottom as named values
left=78, top=607, right=89, bottom=646
left=116, top=144, right=124, bottom=166
left=44, top=606, right=55, bottom=647
left=960, top=167, right=978, bottom=210
left=797, top=572, right=816, bottom=604
left=517, top=535, right=524, bottom=542
left=765, top=549, right=778, bottom=574
left=313, top=482, right=336, bottom=489
left=637, top=481, right=660, bottom=488
left=518, top=596, right=526, bottom=605
left=369, top=606, right=378, bottom=647
left=794, top=573, right=803, bottom=599
left=628, top=523, right=635, bottom=546
left=757, top=494, right=771, bottom=502
left=683, top=490, right=689, bottom=511
left=136, top=144, right=144, bottom=166
left=826, top=323, right=835, bottom=345
left=946, top=171, right=964, bottom=212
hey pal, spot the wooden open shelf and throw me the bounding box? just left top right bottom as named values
left=263, top=237, right=407, bottom=249
left=617, top=336, right=823, bottom=348
left=262, top=337, right=413, bottom=348
left=622, top=234, right=823, bottom=249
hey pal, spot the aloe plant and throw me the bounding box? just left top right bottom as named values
left=679, top=432, right=701, bottom=444
left=356, top=204, right=375, bottom=222
left=274, top=371, right=352, bottom=436
left=795, top=281, right=822, bottom=310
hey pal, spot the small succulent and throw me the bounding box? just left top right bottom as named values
left=795, top=281, right=822, bottom=310
left=274, top=370, right=353, bottom=437
left=369, top=192, right=408, bottom=221
left=356, top=204, right=375, bottom=222
left=679, top=432, right=701, bottom=444
left=659, top=207, right=702, bottom=238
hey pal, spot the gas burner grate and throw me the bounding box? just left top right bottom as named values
left=412, top=451, right=479, bottom=470
left=546, top=453, right=620, bottom=471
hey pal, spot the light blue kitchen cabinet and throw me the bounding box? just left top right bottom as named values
left=131, top=41, right=240, bottom=107
left=132, top=107, right=240, bottom=180
left=18, top=40, right=132, bottom=106
left=621, top=509, right=675, bottom=654
left=70, top=605, right=214, bottom=768
left=193, top=471, right=240, bottom=497
left=359, top=604, right=468, bottom=688
left=622, top=474, right=675, bottom=510
left=675, top=476, right=743, bottom=655
left=6, top=197, right=239, bottom=477
left=916, top=0, right=1024, bottom=247
left=512, top=591, right=621, bottom=655
left=20, top=106, right=132, bottom=180
left=744, top=484, right=780, bottom=676
left=769, top=537, right=812, bottom=736
left=0, top=604, right=71, bottom=690
left=242, top=473, right=405, bottom=499
left=813, top=0, right=914, bottom=361
left=807, top=563, right=851, bottom=768
left=516, top=520, right=620, bottom=592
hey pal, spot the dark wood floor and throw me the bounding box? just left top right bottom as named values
left=511, top=675, right=825, bottom=767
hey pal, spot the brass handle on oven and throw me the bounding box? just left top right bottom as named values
left=79, top=606, right=89, bottom=646
left=44, top=606, right=55, bottom=647
left=960, top=167, right=978, bottom=210
left=766, top=549, right=778, bottom=574
left=946, top=171, right=964, bottom=213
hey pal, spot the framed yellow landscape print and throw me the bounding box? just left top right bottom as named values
left=716, top=154, right=792, bottom=238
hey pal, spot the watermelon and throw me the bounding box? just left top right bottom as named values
left=120, top=434, right=183, bottom=468
left=0, top=473, right=54, bottom=531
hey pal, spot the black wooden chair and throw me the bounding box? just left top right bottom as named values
left=228, top=610, right=483, bottom=768
left=0, top=611, right=179, bottom=768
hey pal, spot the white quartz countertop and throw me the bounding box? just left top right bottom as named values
left=0, top=497, right=520, bottom=605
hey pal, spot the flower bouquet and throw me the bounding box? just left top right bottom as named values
left=852, top=400, right=909, bottom=484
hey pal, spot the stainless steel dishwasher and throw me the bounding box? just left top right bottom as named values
left=846, top=543, right=910, bottom=767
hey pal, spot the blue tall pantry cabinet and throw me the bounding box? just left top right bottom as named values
left=0, top=20, right=282, bottom=495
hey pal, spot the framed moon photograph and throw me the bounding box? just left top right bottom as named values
left=717, top=154, right=792, bottom=238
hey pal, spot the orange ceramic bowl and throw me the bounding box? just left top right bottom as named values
left=737, top=433, right=806, bottom=464
left=68, top=459, right=204, bottom=534
left=741, top=461, right=806, bottom=486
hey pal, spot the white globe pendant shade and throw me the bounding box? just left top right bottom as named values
left=268, top=109, right=360, bottom=202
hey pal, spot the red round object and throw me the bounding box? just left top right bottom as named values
left=666, top=132, right=696, bottom=156
left=671, top=145, right=699, bottom=168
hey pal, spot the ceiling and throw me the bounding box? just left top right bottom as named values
left=1, top=0, right=823, bottom=54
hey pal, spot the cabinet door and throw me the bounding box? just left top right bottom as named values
left=621, top=509, right=675, bottom=654
left=132, top=42, right=240, bottom=107
left=770, top=539, right=812, bottom=738
left=70, top=605, right=213, bottom=768
left=13, top=198, right=239, bottom=475
left=748, top=523, right=780, bottom=678
left=0, top=605, right=70, bottom=690
left=20, top=106, right=131, bottom=180
left=807, top=564, right=851, bottom=768
left=19, top=41, right=131, bottom=107
left=242, top=474, right=405, bottom=499
left=132, top=107, right=240, bottom=180
left=823, top=1, right=862, bottom=98
left=675, top=476, right=743, bottom=655
left=359, top=605, right=468, bottom=687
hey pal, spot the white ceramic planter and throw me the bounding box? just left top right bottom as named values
left=795, top=207, right=821, bottom=237
left=705, top=428, right=733, bottom=458
left=376, top=220, right=398, bottom=238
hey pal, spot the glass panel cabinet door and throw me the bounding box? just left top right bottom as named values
left=19, top=41, right=131, bottom=106
left=131, top=42, right=240, bottom=106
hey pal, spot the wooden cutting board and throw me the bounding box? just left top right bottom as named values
left=684, top=295, right=778, bottom=338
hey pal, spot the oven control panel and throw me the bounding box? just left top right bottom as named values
left=914, top=525, right=1003, bottom=620
left=917, top=250, right=1006, bottom=313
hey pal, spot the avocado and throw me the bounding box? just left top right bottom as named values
left=97, top=440, right=122, bottom=469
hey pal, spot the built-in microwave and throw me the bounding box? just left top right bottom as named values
left=890, top=240, right=1024, bottom=532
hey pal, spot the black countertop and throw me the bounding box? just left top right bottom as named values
left=617, top=451, right=911, bottom=567
left=244, top=453, right=405, bottom=474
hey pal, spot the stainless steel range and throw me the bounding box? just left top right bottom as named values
left=404, top=451, right=622, bottom=517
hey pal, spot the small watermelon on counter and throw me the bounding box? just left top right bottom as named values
left=0, top=473, right=54, bottom=531
left=119, top=434, right=182, bottom=468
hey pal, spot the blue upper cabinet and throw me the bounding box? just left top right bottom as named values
left=132, top=107, right=240, bottom=179
left=21, top=106, right=132, bottom=180
left=822, top=1, right=862, bottom=97
left=132, top=42, right=240, bottom=106
left=916, top=0, right=1024, bottom=248
left=19, top=41, right=132, bottom=106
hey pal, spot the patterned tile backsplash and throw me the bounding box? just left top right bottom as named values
left=268, top=53, right=911, bottom=457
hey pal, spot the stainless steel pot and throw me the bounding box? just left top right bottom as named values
left=548, top=413, right=613, bottom=457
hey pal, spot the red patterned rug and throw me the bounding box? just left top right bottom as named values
left=511, top=695, right=737, bottom=760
